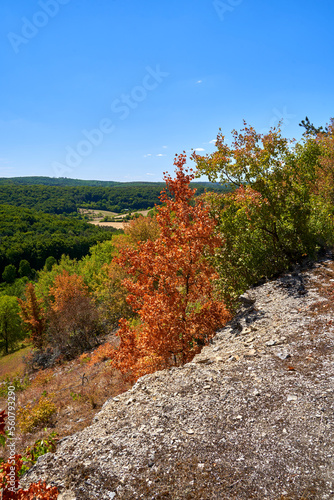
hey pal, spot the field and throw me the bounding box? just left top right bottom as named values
left=79, top=208, right=151, bottom=229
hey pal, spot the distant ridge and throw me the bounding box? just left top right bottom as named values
left=0, top=176, right=221, bottom=188
left=0, top=176, right=125, bottom=187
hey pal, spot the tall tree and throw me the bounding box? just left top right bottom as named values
left=18, top=259, right=32, bottom=278
left=18, top=283, right=46, bottom=350
left=2, top=265, right=16, bottom=284
left=47, top=271, right=100, bottom=358
left=112, top=154, right=230, bottom=380
left=0, top=296, right=24, bottom=354
left=192, top=121, right=334, bottom=301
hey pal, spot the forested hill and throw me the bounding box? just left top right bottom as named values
left=0, top=176, right=121, bottom=186
left=0, top=204, right=118, bottom=278
left=0, top=182, right=229, bottom=215
left=0, top=176, right=223, bottom=189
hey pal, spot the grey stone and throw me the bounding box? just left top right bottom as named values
left=20, top=260, right=334, bottom=500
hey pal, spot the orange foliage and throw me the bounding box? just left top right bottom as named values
left=18, top=283, right=46, bottom=350
left=47, top=270, right=100, bottom=357
left=0, top=409, right=7, bottom=435
left=0, top=455, right=59, bottom=499
left=316, top=118, right=334, bottom=202
left=112, top=153, right=231, bottom=380
left=1, top=412, right=58, bottom=498
left=86, top=342, right=115, bottom=365
left=49, top=271, right=89, bottom=313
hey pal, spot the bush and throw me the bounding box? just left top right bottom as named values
left=0, top=411, right=59, bottom=498
left=17, top=394, right=57, bottom=434
left=0, top=374, right=30, bottom=397
left=23, top=347, right=61, bottom=372
left=20, top=431, right=58, bottom=476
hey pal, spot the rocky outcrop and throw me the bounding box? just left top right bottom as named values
left=21, top=260, right=334, bottom=499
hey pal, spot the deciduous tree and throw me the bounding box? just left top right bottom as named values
left=0, top=295, right=24, bottom=354
left=192, top=122, right=333, bottom=301
left=2, top=265, right=16, bottom=284
left=18, top=283, right=46, bottom=350
left=112, top=154, right=230, bottom=380
left=47, top=270, right=100, bottom=358
left=18, top=259, right=32, bottom=278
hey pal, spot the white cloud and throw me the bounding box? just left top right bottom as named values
left=196, top=80, right=202, bottom=84
left=209, top=139, right=216, bottom=144
left=156, top=154, right=166, bottom=157
left=146, top=173, right=155, bottom=176
left=143, top=153, right=152, bottom=157
left=194, top=148, right=205, bottom=151
left=162, top=145, right=168, bottom=149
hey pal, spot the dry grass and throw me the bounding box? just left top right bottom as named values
left=90, top=221, right=125, bottom=228
left=0, top=344, right=32, bottom=380
left=0, top=335, right=131, bottom=458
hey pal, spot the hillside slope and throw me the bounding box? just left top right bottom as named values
left=21, top=259, right=334, bottom=499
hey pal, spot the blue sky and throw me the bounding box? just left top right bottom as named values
left=1, top=0, right=333, bottom=181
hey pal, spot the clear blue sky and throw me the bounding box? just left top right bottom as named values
left=1, top=0, right=333, bottom=181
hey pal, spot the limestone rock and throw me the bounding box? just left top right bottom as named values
left=20, top=258, right=334, bottom=499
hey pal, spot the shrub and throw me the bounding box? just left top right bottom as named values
left=31, top=368, right=54, bottom=387
left=0, top=411, right=59, bottom=498
left=20, top=431, right=58, bottom=475
left=17, top=394, right=57, bottom=434
left=23, top=347, right=61, bottom=372
left=0, top=374, right=30, bottom=398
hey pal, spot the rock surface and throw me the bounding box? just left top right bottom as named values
left=21, top=259, right=334, bottom=499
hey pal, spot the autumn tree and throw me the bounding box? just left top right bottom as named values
left=47, top=270, right=101, bottom=359
left=18, top=283, right=46, bottom=350
left=192, top=122, right=333, bottom=301
left=123, top=213, right=160, bottom=243
left=110, top=154, right=230, bottom=380
left=79, top=218, right=160, bottom=330
left=314, top=118, right=334, bottom=204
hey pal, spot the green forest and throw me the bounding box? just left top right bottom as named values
left=0, top=205, right=119, bottom=281
left=0, top=181, right=228, bottom=215
left=0, top=176, right=121, bottom=187
left=0, top=176, right=228, bottom=282
left=0, top=118, right=333, bottom=361
left=0, top=120, right=334, bottom=498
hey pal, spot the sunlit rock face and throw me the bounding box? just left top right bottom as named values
left=21, top=259, right=334, bottom=500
